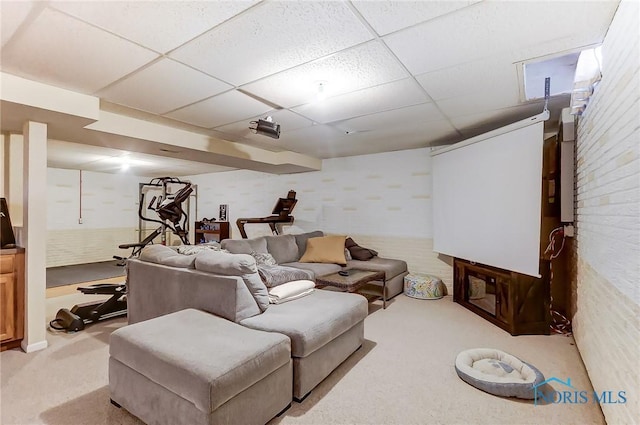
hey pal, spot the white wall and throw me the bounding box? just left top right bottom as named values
left=187, top=147, right=453, bottom=286
left=573, top=2, right=640, bottom=423
left=46, top=168, right=144, bottom=267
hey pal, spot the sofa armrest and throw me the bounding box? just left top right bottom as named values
left=127, top=259, right=261, bottom=324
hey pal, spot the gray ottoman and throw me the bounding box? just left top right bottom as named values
left=109, top=309, right=292, bottom=425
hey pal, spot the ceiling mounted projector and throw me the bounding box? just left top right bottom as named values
left=249, top=116, right=281, bottom=139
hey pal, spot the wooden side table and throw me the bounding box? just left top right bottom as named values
left=316, top=269, right=387, bottom=309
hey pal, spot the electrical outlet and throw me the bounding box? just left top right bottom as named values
left=78, top=218, right=83, bottom=224
left=563, top=224, right=574, bottom=237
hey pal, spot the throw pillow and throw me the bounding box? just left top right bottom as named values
left=251, top=251, right=277, bottom=267
left=293, top=230, right=324, bottom=259
left=299, top=235, right=347, bottom=266
left=345, top=237, right=378, bottom=261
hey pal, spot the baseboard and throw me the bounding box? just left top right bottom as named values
left=21, top=339, right=48, bottom=353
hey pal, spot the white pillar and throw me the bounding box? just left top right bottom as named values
left=6, top=134, right=24, bottom=228
left=0, top=133, right=6, bottom=197
left=21, top=121, right=48, bottom=353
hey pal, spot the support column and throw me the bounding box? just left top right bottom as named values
left=8, top=133, right=24, bottom=228
left=21, top=121, right=48, bottom=353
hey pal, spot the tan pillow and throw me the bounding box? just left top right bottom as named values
left=299, top=235, right=347, bottom=266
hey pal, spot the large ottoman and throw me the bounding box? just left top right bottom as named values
left=109, top=309, right=292, bottom=425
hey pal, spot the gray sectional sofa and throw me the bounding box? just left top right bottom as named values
left=110, top=231, right=407, bottom=425
left=221, top=231, right=409, bottom=299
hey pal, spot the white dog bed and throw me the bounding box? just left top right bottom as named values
left=455, top=348, right=544, bottom=399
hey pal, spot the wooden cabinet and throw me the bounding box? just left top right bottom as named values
left=1, top=247, right=25, bottom=351
left=453, top=258, right=551, bottom=335
left=194, top=221, right=229, bottom=244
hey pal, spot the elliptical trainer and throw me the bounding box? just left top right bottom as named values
left=50, top=177, right=194, bottom=332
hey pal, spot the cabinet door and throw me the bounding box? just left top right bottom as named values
left=495, top=276, right=511, bottom=324
left=0, top=273, right=15, bottom=341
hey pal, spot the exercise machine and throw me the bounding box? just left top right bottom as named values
left=236, top=190, right=297, bottom=238
left=50, top=177, right=194, bottom=332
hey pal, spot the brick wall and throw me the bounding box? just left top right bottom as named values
left=573, top=2, right=640, bottom=423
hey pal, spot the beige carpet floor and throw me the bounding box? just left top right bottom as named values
left=1, top=293, right=605, bottom=425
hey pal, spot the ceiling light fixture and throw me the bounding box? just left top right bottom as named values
left=249, top=116, right=281, bottom=139
left=316, top=81, right=328, bottom=101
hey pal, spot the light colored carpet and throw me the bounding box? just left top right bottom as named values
left=1, top=294, right=604, bottom=425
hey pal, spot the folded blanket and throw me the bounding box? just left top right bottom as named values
left=258, top=265, right=314, bottom=288
left=269, top=288, right=314, bottom=304
left=268, top=280, right=315, bottom=304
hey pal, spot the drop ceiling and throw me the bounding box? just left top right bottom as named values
left=0, top=0, right=619, bottom=175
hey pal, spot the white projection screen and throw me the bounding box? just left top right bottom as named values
left=432, top=119, right=544, bottom=277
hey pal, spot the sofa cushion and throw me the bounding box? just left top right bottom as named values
left=139, top=245, right=197, bottom=268
left=299, top=235, right=347, bottom=266
left=195, top=251, right=257, bottom=275
left=195, top=251, right=269, bottom=311
left=240, top=290, right=367, bottom=358
left=281, top=262, right=342, bottom=279
left=346, top=257, right=408, bottom=280
left=293, top=231, right=324, bottom=259
left=264, top=234, right=299, bottom=264
left=221, top=237, right=268, bottom=255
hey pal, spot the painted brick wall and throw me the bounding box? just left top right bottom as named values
left=46, top=168, right=146, bottom=267
left=573, top=2, right=640, bottom=423
left=186, top=148, right=453, bottom=288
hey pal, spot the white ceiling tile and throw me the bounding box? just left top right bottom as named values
left=293, top=78, right=429, bottom=124
left=0, top=1, right=38, bottom=47
left=333, top=103, right=447, bottom=134
left=276, top=124, right=347, bottom=157
left=98, top=59, right=232, bottom=115
left=352, top=0, right=480, bottom=36
left=0, top=7, right=158, bottom=93
left=49, top=1, right=258, bottom=53
left=335, top=119, right=458, bottom=153
left=164, top=90, right=272, bottom=128
left=241, top=41, right=409, bottom=108
left=169, top=1, right=373, bottom=85
left=434, top=84, right=521, bottom=118
left=416, top=56, right=520, bottom=101
left=384, top=1, right=618, bottom=75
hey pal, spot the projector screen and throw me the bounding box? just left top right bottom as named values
left=432, top=118, right=544, bottom=277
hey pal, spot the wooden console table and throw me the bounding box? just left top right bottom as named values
left=1, top=247, right=25, bottom=351
left=453, top=258, right=550, bottom=335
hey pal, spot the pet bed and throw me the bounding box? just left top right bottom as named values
left=455, top=348, right=544, bottom=399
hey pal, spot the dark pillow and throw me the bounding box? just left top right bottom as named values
left=345, top=237, right=378, bottom=261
